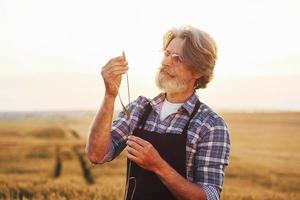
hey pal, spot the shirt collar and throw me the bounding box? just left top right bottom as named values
left=150, top=93, right=166, bottom=113
left=150, top=92, right=199, bottom=116
left=181, top=92, right=199, bottom=116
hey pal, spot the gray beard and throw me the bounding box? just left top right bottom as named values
left=155, top=70, right=188, bottom=93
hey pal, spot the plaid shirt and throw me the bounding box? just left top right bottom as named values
left=102, top=92, right=231, bottom=200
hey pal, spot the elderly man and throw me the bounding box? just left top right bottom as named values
left=86, top=25, right=230, bottom=200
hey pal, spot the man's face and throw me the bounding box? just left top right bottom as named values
left=156, top=37, right=196, bottom=94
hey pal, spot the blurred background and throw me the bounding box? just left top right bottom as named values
left=0, top=0, right=299, bottom=199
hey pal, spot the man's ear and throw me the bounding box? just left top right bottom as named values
left=192, top=73, right=202, bottom=79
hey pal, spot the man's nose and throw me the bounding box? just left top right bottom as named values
left=161, top=55, right=172, bottom=67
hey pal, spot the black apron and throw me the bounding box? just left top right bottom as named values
left=125, top=100, right=201, bottom=200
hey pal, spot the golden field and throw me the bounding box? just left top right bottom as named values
left=0, top=111, right=299, bottom=200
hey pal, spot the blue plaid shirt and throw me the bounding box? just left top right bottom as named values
left=102, top=92, right=230, bottom=200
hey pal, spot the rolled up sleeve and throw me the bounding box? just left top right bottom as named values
left=194, top=119, right=231, bottom=200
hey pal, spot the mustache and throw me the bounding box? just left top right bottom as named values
left=158, top=66, right=175, bottom=77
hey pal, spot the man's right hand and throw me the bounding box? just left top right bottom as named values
left=101, top=54, right=128, bottom=97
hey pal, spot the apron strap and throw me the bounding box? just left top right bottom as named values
left=137, top=102, right=153, bottom=129
left=182, top=100, right=201, bottom=135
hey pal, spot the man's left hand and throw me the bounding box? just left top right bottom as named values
left=126, top=135, right=164, bottom=172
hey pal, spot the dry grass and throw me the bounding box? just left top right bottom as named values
left=0, top=111, right=299, bottom=199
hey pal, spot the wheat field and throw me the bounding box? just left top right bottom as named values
left=0, top=111, right=299, bottom=200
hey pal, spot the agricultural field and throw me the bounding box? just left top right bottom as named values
left=0, top=111, right=299, bottom=200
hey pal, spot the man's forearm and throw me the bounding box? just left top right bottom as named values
left=86, top=94, right=116, bottom=164
left=154, top=160, right=207, bottom=200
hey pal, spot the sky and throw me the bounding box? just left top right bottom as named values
left=0, top=0, right=300, bottom=111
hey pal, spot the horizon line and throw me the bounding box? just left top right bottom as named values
left=0, top=108, right=300, bottom=114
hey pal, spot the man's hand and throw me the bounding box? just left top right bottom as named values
left=101, top=53, right=128, bottom=97
left=126, top=135, right=164, bottom=172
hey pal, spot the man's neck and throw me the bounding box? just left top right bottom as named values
left=165, top=89, right=195, bottom=103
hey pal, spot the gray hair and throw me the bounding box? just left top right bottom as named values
left=163, top=25, right=218, bottom=89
